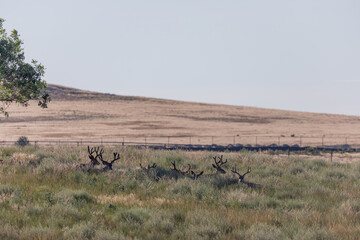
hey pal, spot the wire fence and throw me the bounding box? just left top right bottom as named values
left=1, top=135, right=359, bottom=148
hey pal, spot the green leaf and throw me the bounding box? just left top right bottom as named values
left=0, top=18, right=49, bottom=117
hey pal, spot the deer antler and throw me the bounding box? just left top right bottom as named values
left=99, top=152, right=120, bottom=171
left=170, top=161, right=183, bottom=174
left=170, top=162, right=192, bottom=175
left=140, top=163, right=157, bottom=171
left=140, top=163, right=159, bottom=181
left=184, top=164, right=191, bottom=175
left=191, top=170, right=204, bottom=180
left=87, top=146, right=103, bottom=166
left=111, top=153, right=120, bottom=164
left=170, top=161, right=203, bottom=179
left=231, top=166, right=251, bottom=182
left=212, top=155, right=227, bottom=174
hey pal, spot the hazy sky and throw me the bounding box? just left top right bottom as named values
left=2, top=0, right=360, bottom=115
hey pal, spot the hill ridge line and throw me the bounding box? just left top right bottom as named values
left=46, top=84, right=355, bottom=118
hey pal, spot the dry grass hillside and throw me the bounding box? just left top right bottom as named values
left=0, top=84, right=360, bottom=146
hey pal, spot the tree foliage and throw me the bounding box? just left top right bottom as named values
left=15, top=136, right=30, bottom=147
left=0, top=18, right=50, bottom=117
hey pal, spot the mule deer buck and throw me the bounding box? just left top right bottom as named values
left=99, top=152, right=120, bottom=171
left=212, top=155, right=228, bottom=174
left=87, top=146, right=103, bottom=166
left=190, top=170, right=204, bottom=180
left=231, top=166, right=251, bottom=183
left=78, top=146, right=103, bottom=170
left=230, top=166, right=260, bottom=188
left=140, top=163, right=159, bottom=181
left=140, top=163, right=157, bottom=171
left=170, top=161, right=203, bottom=180
left=170, top=161, right=191, bottom=175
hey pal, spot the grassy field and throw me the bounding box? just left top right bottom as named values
left=1, top=84, right=360, bottom=147
left=0, top=146, right=359, bottom=239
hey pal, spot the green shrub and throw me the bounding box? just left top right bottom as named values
left=172, top=179, right=192, bottom=195
left=173, top=212, right=186, bottom=225
left=325, top=170, right=347, bottom=179
left=293, top=227, right=335, bottom=240
left=1, top=147, right=17, bottom=157
left=245, top=224, right=285, bottom=240
left=15, top=136, right=30, bottom=147
left=264, top=198, right=280, bottom=208
left=95, top=230, right=126, bottom=240
left=117, top=207, right=151, bottom=225
left=290, top=167, right=304, bottom=175
left=26, top=205, right=46, bottom=218
left=0, top=224, right=20, bottom=239
left=63, top=222, right=96, bottom=240
left=55, top=189, right=94, bottom=206
left=22, top=226, right=58, bottom=239
left=0, top=184, right=16, bottom=195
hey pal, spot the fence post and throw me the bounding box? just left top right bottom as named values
left=278, top=136, right=280, bottom=145
left=122, top=137, right=125, bottom=146
left=80, top=139, right=82, bottom=146
left=331, top=151, right=333, bottom=162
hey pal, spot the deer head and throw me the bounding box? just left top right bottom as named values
left=140, top=163, right=157, bottom=171
left=99, top=152, right=120, bottom=171
left=170, top=161, right=190, bottom=175
left=87, top=146, right=103, bottom=166
left=191, top=170, right=204, bottom=180
left=212, top=155, right=227, bottom=174
left=231, top=166, right=251, bottom=183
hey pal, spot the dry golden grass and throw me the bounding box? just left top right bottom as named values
left=1, top=84, right=359, bottom=146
